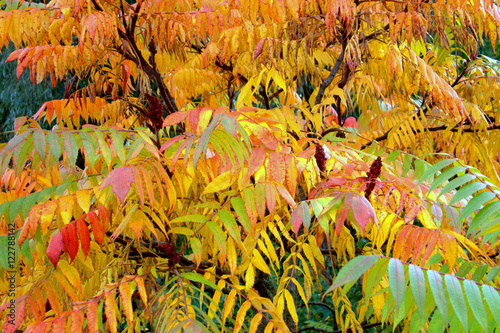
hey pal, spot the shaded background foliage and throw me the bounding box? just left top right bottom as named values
left=0, top=44, right=65, bottom=142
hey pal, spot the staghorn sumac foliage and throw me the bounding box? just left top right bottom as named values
left=1, top=0, right=500, bottom=332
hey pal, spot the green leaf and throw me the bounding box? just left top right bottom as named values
left=427, top=270, right=448, bottom=322
left=80, top=130, right=97, bottom=168
left=231, top=197, right=253, bottom=235
left=469, top=201, right=500, bottom=236
left=180, top=272, right=221, bottom=293
left=193, top=114, right=223, bottom=167
left=437, top=174, right=475, bottom=199
left=445, top=274, right=468, bottom=330
left=110, top=128, right=126, bottom=165
left=206, top=220, right=227, bottom=256
left=448, top=182, right=487, bottom=206
left=460, top=192, right=496, bottom=222
left=218, top=210, right=242, bottom=245
left=418, top=158, right=456, bottom=185
left=9, top=197, right=24, bottom=223
left=170, top=215, right=208, bottom=223
left=62, top=131, right=78, bottom=167
left=0, top=235, right=9, bottom=270
left=322, top=255, right=380, bottom=299
left=387, top=150, right=401, bottom=162
left=402, top=154, right=413, bottom=177
left=33, top=129, right=47, bottom=160
left=485, top=267, right=500, bottom=283
left=482, top=284, right=500, bottom=328
left=463, top=280, right=488, bottom=332
left=388, top=259, right=406, bottom=309
left=408, top=264, right=426, bottom=320
left=46, top=130, right=62, bottom=160
left=471, top=265, right=489, bottom=282
left=95, top=129, right=112, bottom=168
left=428, top=166, right=466, bottom=193
left=364, top=257, right=389, bottom=305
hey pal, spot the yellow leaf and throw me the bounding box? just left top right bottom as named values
left=249, top=313, right=263, bottom=333
left=284, top=289, right=298, bottom=326
left=227, top=237, right=238, bottom=277
left=128, top=210, right=145, bottom=240
left=202, top=171, right=235, bottom=195
left=222, top=289, right=237, bottom=322
left=234, top=300, right=252, bottom=333
left=245, top=263, right=255, bottom=291
left=58, top=195, right=75, bottom=225
left=75, top=190, right=91, bottom=213
left=58, top=260, right=82, bottom=294
left=251, top=248, right=271, bottom=274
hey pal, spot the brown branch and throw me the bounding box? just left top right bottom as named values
left=314, top=47, right=346, bottom=106
left=118, top=29, right=178, bottom=115
left=361, top=123, right=500, bottom=149
left=359, top=24, right=390, bottom=44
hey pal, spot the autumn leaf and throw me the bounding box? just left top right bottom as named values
left=99, top=167, right=135, bottom=204
left=47, top=232, right=64, bottom=268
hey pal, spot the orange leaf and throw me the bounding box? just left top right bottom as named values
left=119, top=279, right=134, bottom=325
left=86, top=301, right=99, bottom=333
left=245, top=123, right=279, bottom=150
left=98, top=206, right=111, bottom=230
left=269, top=152, right=285, bottom=183
left=163, top=110, right=190, bottom=126
left=104, top=292, right=117, bottom=333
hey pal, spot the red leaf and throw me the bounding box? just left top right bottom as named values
left=47, top=232, right=64, bottom=268
left=335, top=194, right=353, bottom=235
left=3, top=299, right=26, bottom=333
left=99, top=166, right=135, bottom=204
left=254, top=38, right=267, bottom=60
left=88, top=211, right=105, bottom=247
left=61, top=225, right=70, bottom=253
left=344, top=117, right=358, bottom=128
left=270, top=152, right=285, bottom=183
left=351, top=195, right=377, bottom=234
left=291, top=201, right=311, bottom=237
left=67, top=222, right=79, bottom=263
left=98, top=206, right=111, bottom=230
left=265, top=183, right=277, bottom=216
left=76, top=218, right=90, bottom=258
left=159, top=135, right=186, bottom=152
left=249, top=147, right=266, bottom=177
left=326, top=177, right=347, bottom=187
left=404, top=204, right=421, bottom=223
left=246, top=123, right=279, bottom=150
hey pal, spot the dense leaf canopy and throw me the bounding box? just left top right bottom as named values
left=0, top=0, right=500, bottom=332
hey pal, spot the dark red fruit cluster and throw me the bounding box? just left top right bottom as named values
left=365, top=157, right=382, bottom=199
left=148, top=39, right=157, bottom=55
left=145, top=93, right=163, bottom=132
left=314, top=143, right=327, bottom=172
left=156, top=242, right=180, bottom=267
